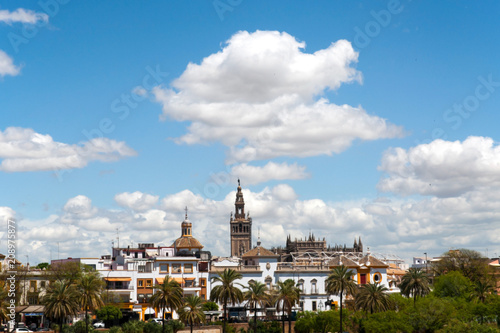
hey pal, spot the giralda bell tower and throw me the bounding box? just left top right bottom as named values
left=230, top=180, right=252, bottom=257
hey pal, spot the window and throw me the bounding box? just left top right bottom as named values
left=200, top=278, right=206, bottom=287
left=28, top=296, right=38, bottom=305
left=40, top=281, right=46, bottom=289
left=160, top=264, right=169, bottom=273
left=265, top=277, right=272, bottom=290
left=312, top=301, right=317, bottom=311
left=311, top=279, right=317, bottom=294
left=172, top=264, right=181, bottom=273
left=138, top=280, right=144, bottom=288
left=30, top=281, right=37, bottom=292
left=146, top=279, right=152, bottom=287
left=373, top=272, right=382, bottom=284
left=184, top=264, right=193, bottom=273
left=297, top=279, right=304, bottom=292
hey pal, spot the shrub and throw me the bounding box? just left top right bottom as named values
left=108, top=327, right=123, bottom=333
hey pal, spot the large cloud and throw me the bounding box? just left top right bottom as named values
left=378, top=136, right=500, bottom=197
left=0, top=127, right=136, bottom=172
left=153, top=30, right=403, bottom=163
left=7, top=184, right=500, bottom=264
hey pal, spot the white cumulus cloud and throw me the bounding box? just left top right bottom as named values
left=230, top=162, right=309, bottom=185
left=7, top=184, right=500, bottom=264
left=115, top=191, right=159, bottom=211
left=153, top=30, right=403, bottom=163
left=378, top=136, right=500, bottom=197
left=0, top=127, right=136, bottom=172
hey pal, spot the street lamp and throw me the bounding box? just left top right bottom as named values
left=424, top=252, right=428, bottom=273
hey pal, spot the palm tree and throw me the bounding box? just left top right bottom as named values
left=150, top=276, right=184, bottom=333
left=399, top=268, right=430, bottom=307
left=276, top=279, right=300, bottom=333
left=244, top=281, right=268, bottom=333
left=355, top=283, right=391, bottom=314
left=472, top=279, right=495, bottom=303
left=42, top=280, right=80, bottom=331
left=325, top=265, right=357, bottom=333
left=178, top=295, right=205, bottom=333
left=0, top=284, right=10, bottom=324
left=77, top=271, right=105, bottom=333
left=210, top=268, right=243, bottom=333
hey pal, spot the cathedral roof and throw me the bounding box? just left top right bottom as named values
left=171, top=236, right=204, bottom=249
left=242, top=246, right=278, bottom=258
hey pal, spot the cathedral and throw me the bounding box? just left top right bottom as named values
left=229, top=182, right=363, bottom=260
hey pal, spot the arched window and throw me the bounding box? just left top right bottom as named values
left=311, top=279, right=317, bottom=294
left=297, top=279, right=304, bottom=292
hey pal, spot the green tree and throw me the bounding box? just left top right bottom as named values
left=201, top=301, right=219, bottom=312
left=325, top=265, right=357, bottom=333
left=210, top=268, right=243, bottom=333
left=150, top=276, right=184, bottom=333
left=355, top=283, right=392, bottom=314
left=399, top=267, right=430, bottom=306
left=95, top=305, right=123, bottom=328
left=36, top=262, right=50, bottom=270
left=405, top=296, right=455, bottom=332
left=432, top=271, right=472, bottom=299
left=77, top=271, right=105, bottom=333
left=276, top=279, right=300, bottom=333
left=433, top=249, right=492, bottom=283
left=361, top=311, right=412, bottom=333
left=42, top=280, right=80, bottom=331
left=178, top=295, right=205, bottom=333
left=244, top=281, right=268, bottom=333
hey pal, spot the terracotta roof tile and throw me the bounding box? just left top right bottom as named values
left=242, top=246, right=278, bottom=258
left=171, top=237, right=204, bottom=249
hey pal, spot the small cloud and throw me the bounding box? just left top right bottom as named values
left=0, top=8, right=48, bottom=25
left=0, top=50, right=21, bottom=77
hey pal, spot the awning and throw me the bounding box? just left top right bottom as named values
left=184, top=277, right=195, bottom=281
left=156, top=277, right=164, bottom=284
left=105, top=277, right=132, bottom=282
left=21, top=305, right=45, bottom=314
left=173, top=278, right=183, bottom=284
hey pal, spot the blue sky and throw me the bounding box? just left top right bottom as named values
left=2, top=1, right=500, bottom=264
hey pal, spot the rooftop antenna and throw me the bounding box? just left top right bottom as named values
left=116, top=227, right=120, bottom=248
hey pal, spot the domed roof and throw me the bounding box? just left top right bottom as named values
left=172, top=236, right=204, bottom=249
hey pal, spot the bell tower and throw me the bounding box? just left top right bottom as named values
left=230, top=180, right=252, bottom=257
